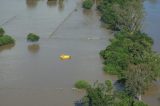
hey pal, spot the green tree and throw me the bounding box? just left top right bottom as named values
left=82, top=80, right=148, bottom=106
left=0, top=27, right=5, bottom=36
left=82, top=0, right=93, bottom=9
left=125, top=64, right=155, bottom=100
left=98, top=0, right=144, bottom=32
left=83, top=80, right=115, bottom=106
left=112, top=0, right=144, bottom=32
left=27, top=33, right=40, bottom=42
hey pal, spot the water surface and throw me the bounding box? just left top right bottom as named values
left=0, top=0, right=159, bottom=106
left=0, top=0, right=113, bottom=106
left=142, top=0, right=160, bottom=105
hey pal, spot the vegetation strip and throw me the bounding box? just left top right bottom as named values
left=76, top=0, right=160, bottom=105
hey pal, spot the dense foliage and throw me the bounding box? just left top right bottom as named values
left=100, top=30, right=160, bottom=99
left=82, top=80, right=148, bottom=106
left=98, top=0, right=160, bottom=102
left=75, top=80, right=90, bottom=89
left=82, top=0, right=93, bottom=9
left=0, top=27, right=5, bottom=36
left=0, top=28, right=15, bottom=46
left=27, top=33, right=40, bottom=42
left=79, top=0, right=160, bottom=104
left=0, top=35, right=15, bottom=46
left=97, top=0, right=143, bottom=32
left=125, top=64, right=159, bottom=100
left=100, top=31, right=155, bottom=76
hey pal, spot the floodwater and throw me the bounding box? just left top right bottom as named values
left=0, top=0, right=114, bottom=106
left=0, top=0, right=159, bottom=106
left=142, top=0, right=160, bottom=106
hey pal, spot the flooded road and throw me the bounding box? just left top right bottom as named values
left=0, top=0, right=113, bottom=106
left=142, top=0, right=160, bottom=105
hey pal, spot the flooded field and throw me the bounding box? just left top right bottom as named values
left=0, top=0, right=159, bottom=106
left=0, top=0, right=113, bottom=106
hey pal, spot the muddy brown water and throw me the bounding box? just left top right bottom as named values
left=0, top=0, right=159, bottom=106
left=0, top=0, right=114, bottom=106
left=142, top=0, right=160, bottom=106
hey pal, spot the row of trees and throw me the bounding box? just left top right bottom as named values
left=79, top=0, right=160, bottom=105
left=98, top=0, right=160, bottom=102
left=98, top=0, right=143, bottom=33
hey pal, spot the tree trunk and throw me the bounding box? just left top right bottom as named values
left=137, top=94, right=142, bottom=101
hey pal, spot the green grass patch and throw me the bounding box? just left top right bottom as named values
left=75, top=80, right=90, bottom=89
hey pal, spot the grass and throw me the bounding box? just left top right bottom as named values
left=75, top=80, right=90, bottom=89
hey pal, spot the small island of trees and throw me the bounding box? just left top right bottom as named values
left=27, top=33, right=40, bottom=42
left=0, top=28, right=15, bottom=46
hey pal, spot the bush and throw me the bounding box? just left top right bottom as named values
left=0, top=28, right=5, bottom=36
left=75, top=80, right=90, bottom=89
left=27, top=33, right=40, bottom=42
left=133, top=101, right=148, bottom=106
left=100, top=31, right=155, bottom=77
left=0, top=35, right=15, bottom=46
left=103, top=64, right=122, bottom=75
left=82, top=0, right=93, bottom=9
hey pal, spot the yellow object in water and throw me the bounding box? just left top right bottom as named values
left=60, top=54, right=71, bottom=60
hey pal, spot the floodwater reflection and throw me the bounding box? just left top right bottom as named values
left=26, top=0, right=39, bottom=9
left=83, top=9, right=93, bottom=16
left=58, top=0, right=65, bottom=11
left=47, top=0, right=65, bottom=11
left=148, top=0, right=158, bottom=4
left=0, top=44, right=15, bottom=52
left=47, top=0, right=58, bottom=7
left=27, top=44, right=40, bottom=54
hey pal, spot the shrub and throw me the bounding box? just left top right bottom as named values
left=75, top=80, right=90, bottom=89
left=82, top=0, right=93, bottom=9
left=27, top=33, right=40, bottom=42
left=103, top=64, right=122, bottom=75
left=0, top=35, right=15, bottom=46
left=133, top=100, right=148, bottom=106
left=0, top=28, right=5, bottom=36
left=100, top=31, right=156, bottom=77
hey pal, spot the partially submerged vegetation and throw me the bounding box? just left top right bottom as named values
left=0, top=27, right=5, bottom=36
left=82, top=80, right=148, bottom=106
left=78, top=0, right=160, bottom=105
left=97, top=0, right=143, bottom=32
left=82, top=0, right=93, bottom=9
left=100, top=31, right=155, bottom=76
left=98, top=0, right=160, bottom=102
left=27, top=33, right=40, bottom=42
left=74, top=80, right=90, bottom=89
left=0, top=28, right=15, bottom=46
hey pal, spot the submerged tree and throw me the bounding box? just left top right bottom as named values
left=82, top=80, right=148, bottom=106
left=0, top=27, right=5, bottom=36
left=125, top=64, right=155, bottom=101
left=112, top=0, right=144, bottom=32
left=98, top=0, right=144, bottom=32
